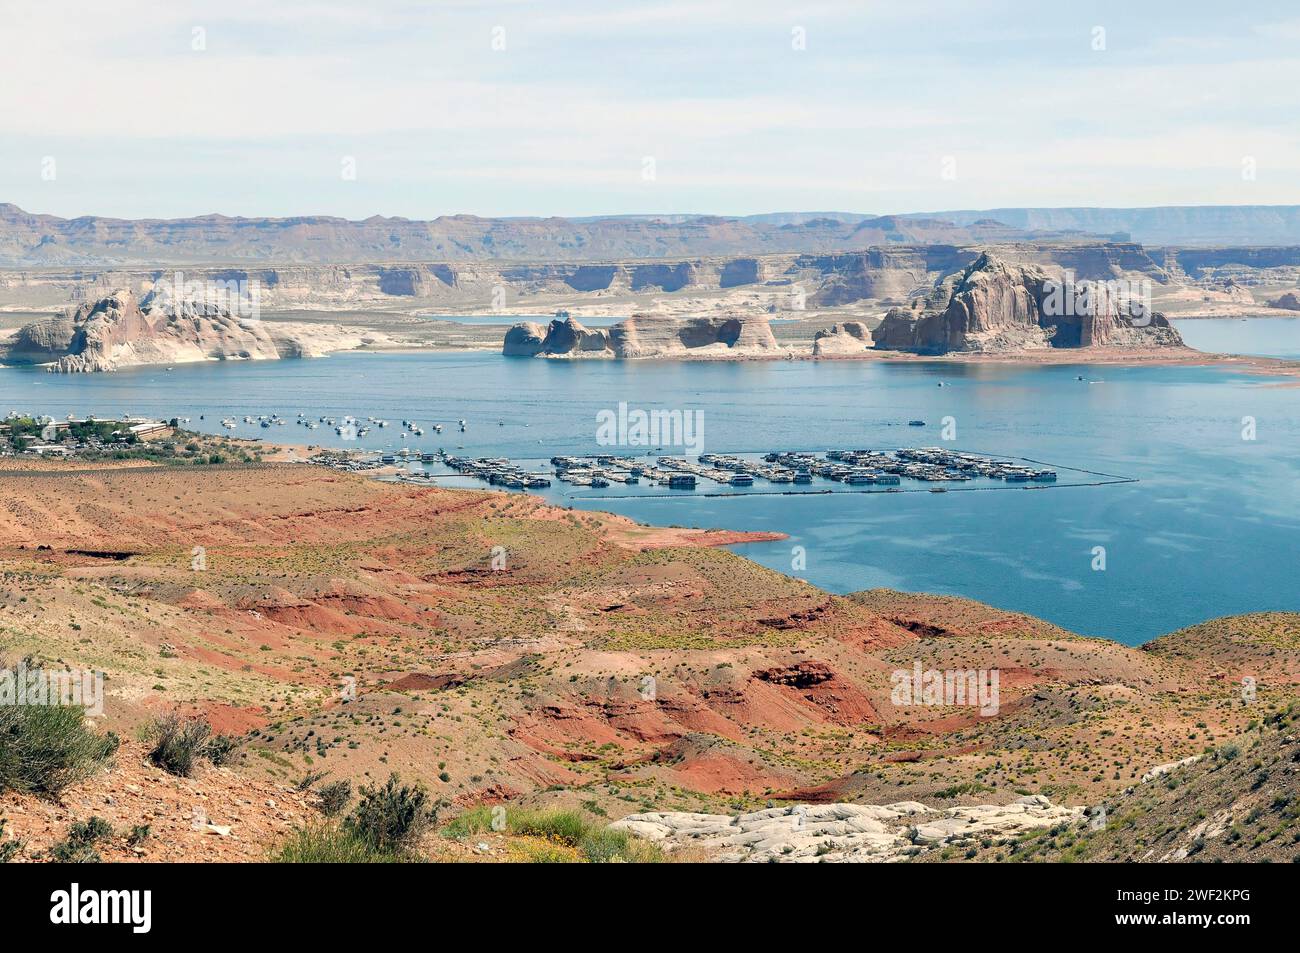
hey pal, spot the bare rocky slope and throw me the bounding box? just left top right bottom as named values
left=0, top=463, right=1294, bottom=862
left=940, top=710, right=1300, bottom=863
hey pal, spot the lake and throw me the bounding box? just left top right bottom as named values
left=1173, top=316, right=1300, bottom=359
left=418, top=313, right=625, bottom=327
left=2, top=328, right=1297, bottom=646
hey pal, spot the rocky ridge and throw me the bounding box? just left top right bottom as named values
left=0, top=203, right=1075, bottom=266
left=3, top=240, right=1291, bottom=327
left=14, top=202, right=1300, bottom=266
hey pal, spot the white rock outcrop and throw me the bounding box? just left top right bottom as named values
left=0, top=290, right=388, bottom=373
left=610, top=795, right=1084, bottom=863
left=812, top=320, right=873, bottom=357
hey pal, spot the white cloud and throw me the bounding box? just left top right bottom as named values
left=2, top=0, right=1298, bottom=216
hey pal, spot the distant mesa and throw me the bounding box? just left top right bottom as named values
left=0, top=202, right=1114, bottom=266
left=14, top=202, right=1300, bottom=268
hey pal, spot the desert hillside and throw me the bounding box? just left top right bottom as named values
left=933, top=707, right=1299, bottom=863
left=1, top=460, right=1295, bottom=862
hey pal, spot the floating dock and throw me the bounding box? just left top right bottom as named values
left=369, top=447, right=1089, bottom=496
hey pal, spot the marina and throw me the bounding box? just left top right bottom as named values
left=326, top=444, right=1124, bottom=499
left=182, top=405, right=1092, bottom=502
left=1, top=350, right=1292, bottom=645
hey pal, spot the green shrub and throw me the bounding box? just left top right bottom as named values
left=441, top=805, right=662, bottom=863
left=49, top=815, right=113, bottom=863
left=69, top=816, right=113, bottom=842
left=272, top=822, right=417, bottom=863
left=295, top=770, right=328, bottom=792
left=0, top=819, right=23, bottom=862
left=578, top=826, right=664, bottom=863
left=316, top=780, right=352, bottom=817
left=509, top=808, right=589, bottom=846
left=203, top=733, right=238, bottom=766
left=440, top=804, right=495, bottom=838
left=933, top=781, right=995, bottom=799
left=147, top=715, right=233, bottom=776
left=0, top=702, right=118, bottom=796
left=344, top=774, right=431, bottom=853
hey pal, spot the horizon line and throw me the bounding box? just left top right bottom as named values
left=7, top=201, right=1300, bottom=225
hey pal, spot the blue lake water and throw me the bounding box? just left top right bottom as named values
left=418, top=313, right=626, bottom=327
left=2, top=342, right=1297, bottom=646
left=415, top=314, right=811, bottom=327
left=1173, top=316, right=1300, bottom=359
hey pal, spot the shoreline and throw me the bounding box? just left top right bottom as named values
left=4, top=341, right=1298, bottom=376
left=0, top=451, right=1279, bottom=651
left=501, top=344, right=1300, bottom=381
left=2, top=426, right=1294, bottom=650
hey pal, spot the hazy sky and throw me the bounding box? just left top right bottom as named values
left=2, top=0, right=1298, bottom=219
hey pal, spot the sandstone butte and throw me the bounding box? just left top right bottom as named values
left=872, top=252, right=1184, bottom=353
left=0, top=460, right=1295, bottom=862
left=503, top=312, right=785, bottom=359
left=503, top=253, right=1188, bottom=361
